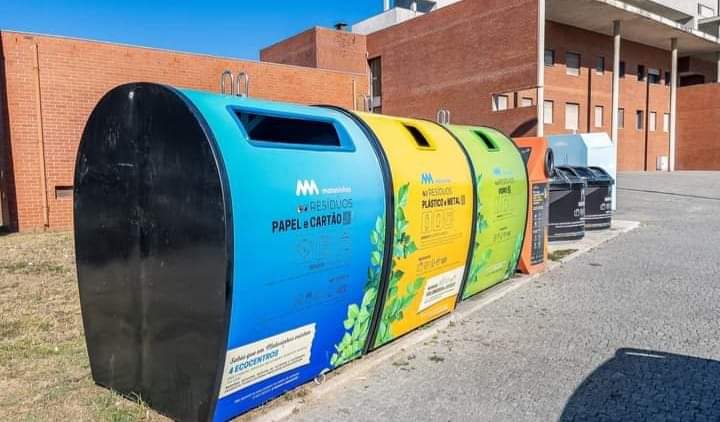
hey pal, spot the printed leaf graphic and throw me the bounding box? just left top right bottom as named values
left=348, top=304, right=360, bottom=320
left=375, top=216, right=385, bottom=234
left=357, top=307, right=370, bottom=323
left=398, top=183, right=410, bottom=207
left=361, top=288, right=377, bottom=308
left=370, top=230, right=379, bottom=245
left=405, top=241, right=418, bottom=256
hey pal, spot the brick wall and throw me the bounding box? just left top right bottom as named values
left=261, top=28, right=318, bottom=69
left=261, top=27, right=369, bottom=75
left=544, top=22, right=716, bottom=171
left=365, top=0, right=539, bottom=136
left=676, top=83, right=720, bottom=170
left=546, top=22, right=671, bottom=171
left=0, top=31, right=367, bottom=232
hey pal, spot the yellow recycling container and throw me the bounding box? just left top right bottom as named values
left=352, top=112, right=474, bottom=350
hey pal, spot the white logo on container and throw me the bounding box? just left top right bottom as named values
left=296, top=180, right=320, bottom=196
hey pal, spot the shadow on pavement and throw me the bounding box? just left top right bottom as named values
left=561, top=348, right=720, bottom=421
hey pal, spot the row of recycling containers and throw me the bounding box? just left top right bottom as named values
left=74, top=83, right=613, bottom=422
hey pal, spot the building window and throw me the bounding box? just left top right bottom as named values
left=648, top=68, right=661, bottom=84
left=565, top=103, right=580, bottom=131
left=545, top=49, right=555, bottom=66
left=544, top=100, right=554, bottom=124
left=594, top=106, right=604, bottom=128
left=619, top=61, right=626, bottom=78
left=596, top=56, right=605, bottom=75
left=636, top=110, right=644, bottom=130
left=492, top=94, right=509, bottom=111
left=566, top=52, right=581, bottom=76
left=665, top=71, right=672, bottom=86
left=649, top=111, right=657, bottom=132
left=520, top=97, right=533, bottom=108
left=699, top=4, right=715, bottom=17
left=618, top=108, right=625, bottom=129
left=369, top=57, right=382, bottom=112
left=638, top=65, right=646, bottom=82
left=663, top=113, right=670, bottom=132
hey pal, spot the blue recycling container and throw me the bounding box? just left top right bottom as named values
left=74, top=83, right=390, bottom=421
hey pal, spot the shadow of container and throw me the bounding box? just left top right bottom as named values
left=561, top=348, right=720, bottom=421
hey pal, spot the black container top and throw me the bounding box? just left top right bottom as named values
left=551, top=166, right=586, bottom=190
left=588, top=166, right=615, bottom=185
left=564, top=166, right=614, bottom=187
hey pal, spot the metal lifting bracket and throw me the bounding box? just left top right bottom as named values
left=220, top=70, right=250, bottom=97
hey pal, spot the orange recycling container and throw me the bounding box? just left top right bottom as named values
left=512, top=137, right=553, bottom=274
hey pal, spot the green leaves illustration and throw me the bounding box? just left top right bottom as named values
left=375, top=183, right=423, bottom=346
left=331, top=214, right=386, bottom=368
left=466, top=174, right=492, bottom=291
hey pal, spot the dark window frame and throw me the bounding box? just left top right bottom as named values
left=566, top=52, right=581, bottom=76
left=636, top=110, right=644, bottom=130
left=638, top=65, right=646, bottom=82
left=369, top=56, right=382, bottom=98
left=544, top=49, right=555, bottom=67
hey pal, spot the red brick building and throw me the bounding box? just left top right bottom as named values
left=262, top=0, right=720, bottom=173
left=0, top=31, right=367, bottom=232
left=3, top=0, right=720, bottom=232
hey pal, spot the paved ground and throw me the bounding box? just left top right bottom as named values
left=290, top=172, right=720, bottom=422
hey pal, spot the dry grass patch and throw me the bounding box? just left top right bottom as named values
left=0, top=231, right=167, bottom=421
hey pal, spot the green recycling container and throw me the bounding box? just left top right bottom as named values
left=442, top=125, right=529, bottom=299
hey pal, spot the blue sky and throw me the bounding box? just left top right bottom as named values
left=0, top=0, right=380, bottom=59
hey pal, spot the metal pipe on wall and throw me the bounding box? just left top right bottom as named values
left=669, top=38, right=678, bottom=172
left=537, top=0, right=546, bottom=137
left=611, top=21, right=621, bottom=148
left=32, top=43, right=49, bottom=228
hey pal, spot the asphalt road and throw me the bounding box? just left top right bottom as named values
left=290, top=172, right=720, bottom=422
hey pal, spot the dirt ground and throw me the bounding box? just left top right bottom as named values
left=0, top=231, right=167, bottom=421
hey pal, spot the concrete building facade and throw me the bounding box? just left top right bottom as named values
left=262, top=0, right=720, bottom=172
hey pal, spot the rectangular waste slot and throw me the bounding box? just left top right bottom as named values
left=549, top=166, right=587, bottom=242
left=74, top=83, right=390, bottom=422
left=442, top=125, right=528, bottom=299
left=352, top=112, right=474, bottom=350
left=512, top=137, right=552, bottom=274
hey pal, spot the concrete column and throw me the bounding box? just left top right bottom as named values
left=537, top=0, right=546, bottom=137
left=716, top=51, right=720, bottom=82
left=669, top=38, right=678, bottom=172
left=611, top=21, right=621, bottom=148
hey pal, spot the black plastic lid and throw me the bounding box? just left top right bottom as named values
left=588, top=166, right=615, bottom=185
left=551, top=166, right=586, bottom=189
left=568, top=166, right=613, bottom=187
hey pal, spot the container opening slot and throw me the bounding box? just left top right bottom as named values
left=474, top=130, right=498, bottom=151
left=404, top=124, right=431, bottom=148
left=235, top=112, right=341, bottom=147
left=518, top=147, right=531, bottom=165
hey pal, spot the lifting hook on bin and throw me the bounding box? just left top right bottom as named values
left=220, top=70, right=234, bottom=96
left=436, top=108, right=451, bottom=124
left=234, top=72, right=250, bottom=97
left=220, top=70, right=250, bottom=97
